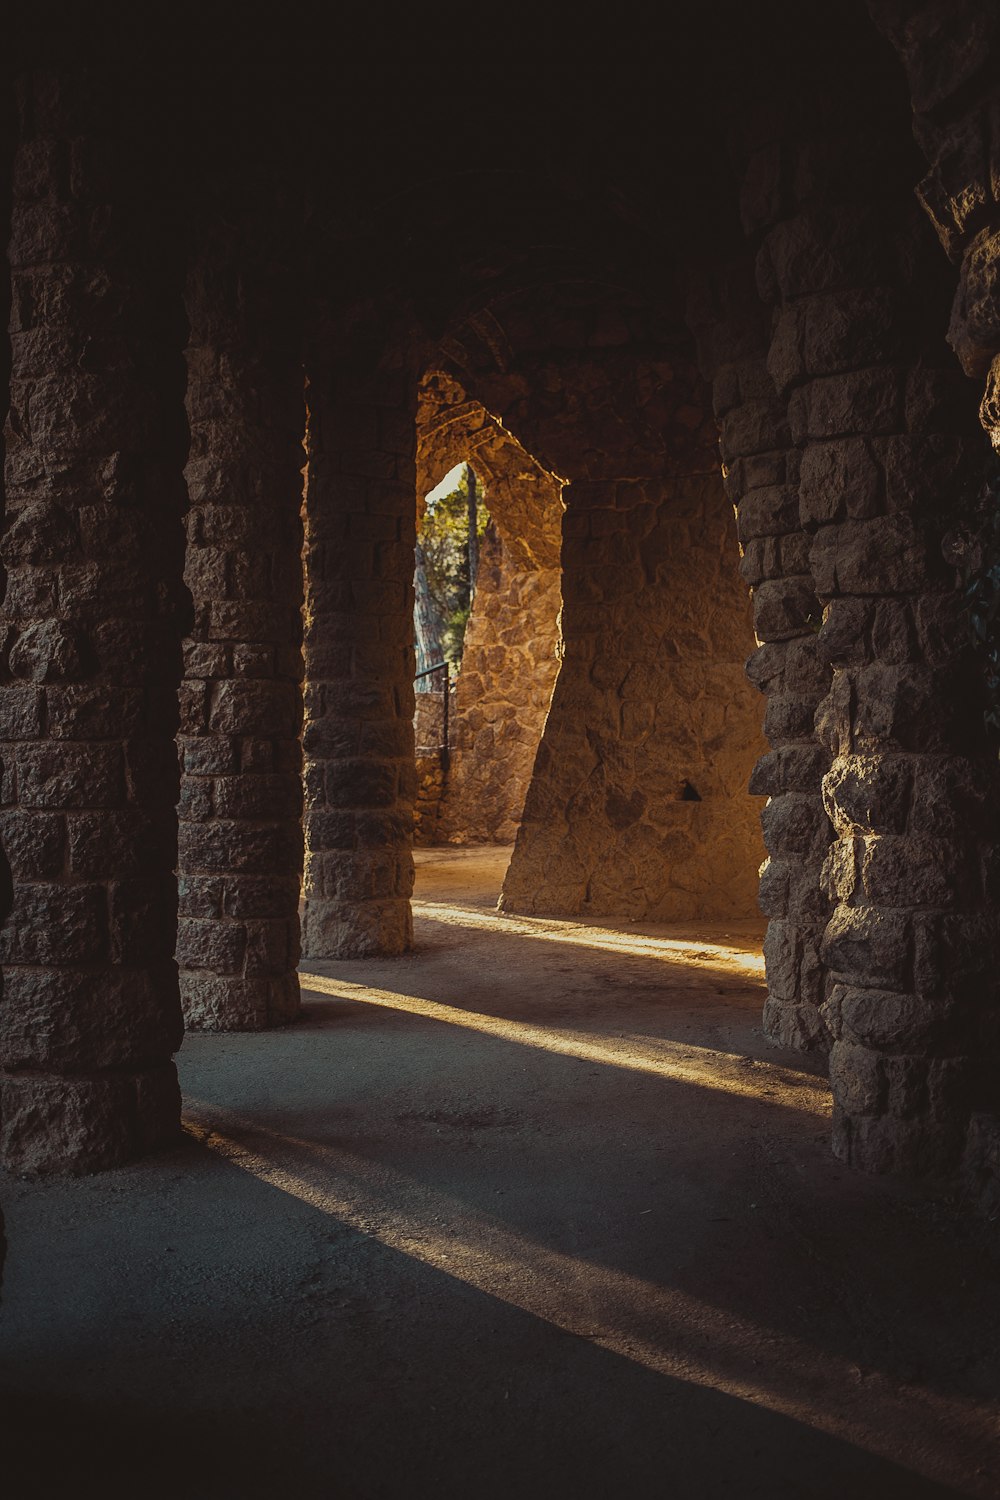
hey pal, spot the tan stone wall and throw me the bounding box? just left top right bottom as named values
left=440, top=528, right=561, bottom=845
left=501, top=471, right=766, bottom=922
left=415, top=370, right=565, bottom=847
left=413, top=690, right=447, bottom=844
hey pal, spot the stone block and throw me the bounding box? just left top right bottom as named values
left=736, top=486, right=800, bottom=542
left=16, top=742, right=124, bottom=809
left=762, top=994, right=829, bottom=1051
left=208, top=679, right=301, bottom=738
left=821, top=982, right=953, bottom=1052
left=45, top=686, right=145, bottom=740
left=0, top=684, right=44, bottom=739
left=799, top=439, right=881, bottom=528
left=243, top=918, right=296, bottom=976
left=0, top=966, right=179, bottom=1072
left=822, top=753, right=911, bottom=836
left=358, top=719, right=414, bottom=759
left=177, top=874, right=225, bottom=918
left=176, top=916, right=246, bottom=973
left=852, top=663, right=955, bottom=752
left=67, top=809, right=165, bottom=877
left=820, top=838, right=859, bottom=903
left=763, top=692, right=818, bottom=744
left=0, top=880, right=106, bottom=965
left=324, top=759, right=400, bottom=810
left=761, top=791, right=830, bottom=858
left=810, top=514, right=932, bottom=596
left=181, top=736, right=236, bottom=775
left=752, top=577, right=818, bottom=641
left=301, top=895, right=412, bottom=958
left=870, top=600, right=916, bottom=664
left=815, top=597, right=871, bottom=665
left=948, top=225, right=1000, bottom=377
left=302, top=717, right=362, bottom=761
left=212, top=772, right=303, bottom=821
left=788, top=368, right=903, bottom=443
left=222, top=874, right=302, bottom=919
left=829, top=1039, right=883, bottom=1116
left=0, top=809, right=64, bottom=879
left=0, top=1072, right=135, bottom=1175
left=908, top=755, right=997, bottom=840
left=821, top=903, right=911, bottom=989
left=762, top=918, right=799, bottom=1000
left=764, top=207, right=897, bottom=299
left=8, top=621, right=87, bottom=683
left=178, top=819, right=301, bottom=874
left=861, top=833, right=971, bottom=908
left=749, top=744, right=829, bottom=797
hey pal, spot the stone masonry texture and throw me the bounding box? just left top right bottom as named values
left=0, top=72, right=187, bottom=1172
left=177, top=220, right=305, bottom=1030
left=415, top=369, right=563, bottom=846
left=2, top=2, right=1000, bottom=1191
left=301, top=326, right=417, bottom=958
left=434, top=289, right=767, bottom=924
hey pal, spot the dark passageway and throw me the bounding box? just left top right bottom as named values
left=2, top=2, right=1000, bottom=1494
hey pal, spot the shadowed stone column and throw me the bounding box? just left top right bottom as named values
left=177, top=228, right=304, bottom=1029
left=758, top=107, right=993, bottom=1174
left=301, top=339, right=416, bottom=957
left=0, top=73, right=188, bottom=1171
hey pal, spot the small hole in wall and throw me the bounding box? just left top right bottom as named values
left=680, top=781, right=701, bottom=802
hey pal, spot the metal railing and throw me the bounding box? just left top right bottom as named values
left=414, top=660, right=451, bottom=772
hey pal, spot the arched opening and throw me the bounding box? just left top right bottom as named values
left=409, top=282, right=768, bottom=926
left=413, top=370, right=564, bottom=858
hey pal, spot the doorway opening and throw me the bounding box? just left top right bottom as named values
left=413, top=370, right=565, bottom=862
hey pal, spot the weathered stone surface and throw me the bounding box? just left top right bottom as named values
left=501, top=359, right=766, bottom=921
left=0, top=75, right=187, bottom=1171
left=176, top=222, right=305, bottom=1031
left=301, top=339, right=417, bottom=958
left=948, top=227, right=1000, bottom=377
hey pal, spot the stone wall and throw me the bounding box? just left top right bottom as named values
left=431, top=294, right=767, bottom=923
left=440, top=527, right=561, bottom=845
left=415, top=370, right=564, bottom=847
left=414, top=686, right=447, bottom=844
left=503, top=465, right=765, bottom=921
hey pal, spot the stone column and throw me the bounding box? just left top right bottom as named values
left=301, top=342, right=417, bottom=958
left=0, top=73, right=187, bottom=1172
left=177, top=229, right=304, bottom=1029
left=758, top=127, right=991, bottom=1173
left=721, top=359, right=834, bottom=1051
left=689, top=260, right=833, bottom=1049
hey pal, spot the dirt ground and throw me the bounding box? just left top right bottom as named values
left=1, top=847, right=998, bottom=1498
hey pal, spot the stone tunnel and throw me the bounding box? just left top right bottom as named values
left=1, top=1, right=1000, bottom=1492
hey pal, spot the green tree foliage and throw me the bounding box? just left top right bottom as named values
left=418, top=465, right=490, bottom=665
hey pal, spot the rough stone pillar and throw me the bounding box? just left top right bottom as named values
left=689, top=262, right=833, bottom=1049
left=869, top=2, right=1000, bottom=448
left=0, top=73, right=187, bottom=1171
left=301, top=341, right=417, bottom=957
left=869, top=0, right=1000, bottom=1194
left=722, top=362, right=833, bottom=1050
left=439, top=526, right=562, bottom=845
left=177, top=230, right=304, bottom=1029
left=756, top=111, right=992, bottom=1173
